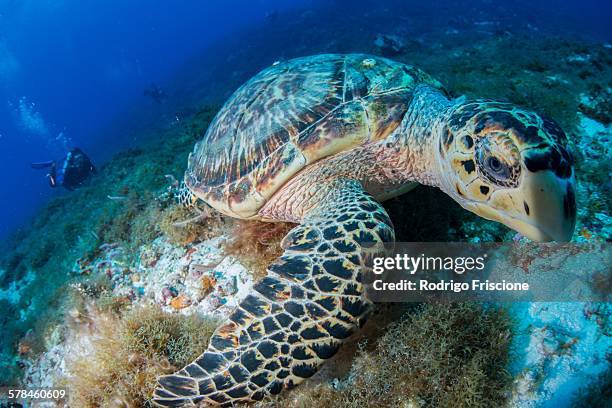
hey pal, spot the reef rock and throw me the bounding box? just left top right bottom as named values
left=508, top=302, right=610, bottom=406
left=22, top=232, right=253, bottom=395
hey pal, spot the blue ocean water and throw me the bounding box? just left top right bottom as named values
left=0, top=0, right=316, bottom=238
left=0, top=0, right=610, bottom=239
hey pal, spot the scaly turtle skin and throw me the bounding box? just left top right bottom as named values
left=154, top=54, right=576, bottom=406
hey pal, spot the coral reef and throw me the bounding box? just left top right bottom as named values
left=74, top=234, right=254, bottom=323
left=572, top=114, right=611, bottom=242
left=22, top=231, right=253, bottom=405
left=508, top=302, right=611, bottom=406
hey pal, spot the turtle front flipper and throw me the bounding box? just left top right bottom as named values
left=175, top=182, right=201, bottom=209
left=152, top=180, right=394, bottom=406
left=169, top=182, right=214, bottom=228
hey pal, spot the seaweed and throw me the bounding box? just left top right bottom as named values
left=259, top=302, right=513, bottom=408
left=159, top=204, right=226, bottom=246
left=64, top=306, right=219, bottom=408
left=224, top=220, right=295, bottom=280
left=29, top=239, right=56, bottom=269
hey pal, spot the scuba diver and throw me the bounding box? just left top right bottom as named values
left=31, top=147, right=96, bottom=190
left=143, top=83, right=167, bottom=103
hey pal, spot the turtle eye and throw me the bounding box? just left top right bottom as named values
left=480, top=152, right=511, bottom=181
left=475, top=137, right=519, bottom=187
left=487, top=157, right=502, bottom=173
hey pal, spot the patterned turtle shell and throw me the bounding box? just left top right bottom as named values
left=185, top=53, right=445, bottom=218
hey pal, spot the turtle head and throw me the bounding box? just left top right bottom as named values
left=436, top=101, right=576, bottom=242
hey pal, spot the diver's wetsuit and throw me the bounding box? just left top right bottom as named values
left=31, top=148, right=96, bottom=190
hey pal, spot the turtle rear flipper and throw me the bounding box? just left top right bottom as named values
left=152, top=179, right=394, bottom=406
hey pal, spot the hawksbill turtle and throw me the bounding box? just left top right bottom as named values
left=153, top=54, right=576, bottom=406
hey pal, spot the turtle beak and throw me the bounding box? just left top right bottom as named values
left=515, top=170, right=576, bottom=242
left=466, top=170, right=576, bottom=242
left=488, top=170, right=576, bottom=242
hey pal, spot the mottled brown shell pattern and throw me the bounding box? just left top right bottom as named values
left=185, top=53, right=444, bottom=218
